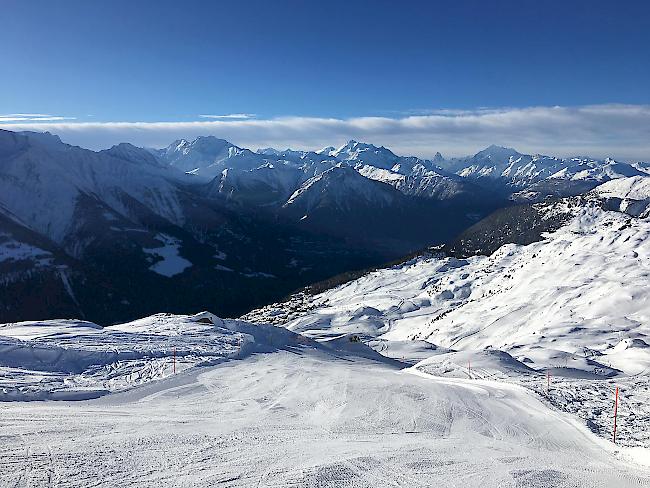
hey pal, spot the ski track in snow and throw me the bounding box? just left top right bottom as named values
left=1, top=349, right=649, bottom=487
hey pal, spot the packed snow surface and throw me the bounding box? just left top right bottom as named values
left=1, top=347, right=649, bottom=486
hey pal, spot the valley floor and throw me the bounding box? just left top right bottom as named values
left=1, top=347, right=648, bottom=487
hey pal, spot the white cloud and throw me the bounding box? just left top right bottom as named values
left=198, top=113, right=257, bottom=119
left=1, top=104, right=649, bottom=161
left=3, top=113, right=53, bottom=117
left=0, top=114, right=76, bottom=122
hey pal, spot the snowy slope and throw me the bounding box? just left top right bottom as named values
left=284, top=163, right=399, bottom=213
left=2, top=177, right=650, bottom=482
left=1, top=343, right=649, bottom=486
left=0, top=130, right=186, bottom=244
left=272, top=196, right=650, bottom=375
left=594, top=175, right=650, bottom=200
left=157, top=136, right=267, bottom=178
left=442, top=145, right=645, bottom=196
left=591, top=175, right=650, bottom=217
left=246, top=178, right=650, bottom=446
left=0, top=312, right=302, bottom=400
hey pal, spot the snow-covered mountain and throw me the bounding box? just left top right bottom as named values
left=330, top=140, right=411, bottom=169
left=254, top=140, right=644, bottom=207
left=244, top=175, right=650, bottom=447
left=591, top=175, right=650, bottom=217
left=632, top=161, right=650, bottom=174
left=358, top=163, right=492, bottom=202
left=284, top=163, right=400, bottom=213
left=206, top=163, right=305, bottom=207
left=187, top=138, right=494, bottom=253
left=440, top=144, right=646, bottom=201
left=0, top=130, right=185, bottom=245
left=156, top=136, right=643, bottom=210
left=155, top=136, right=264, bottom=177
left=101, top=142, right=166, bottom=168
left=0, top=130, right=397, bottom=324
left=326, top=140, right=483, bottom=202
left=158, top=137, right=484, bottom=207
left=3, top=168, right=650, bottom=482
left=249, top=178, right=650, bottom=358
left=1, top=127, right=646, bottom=326
left=278, top=163, right=487, bottom=255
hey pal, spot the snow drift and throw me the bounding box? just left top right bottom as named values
left=0, top=312, right=303, bottom=400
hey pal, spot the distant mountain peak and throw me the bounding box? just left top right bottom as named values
left=191, top=135, right=237, bottom=150
left=14, top=130, right=65, bottom=151
left=102, top=143, right=163, bottom=167
left=474, top=144, right=520, bottom=159
left=257, top=147, right=281, bottom=155
left=316, top=146, right=336, bottom=155
left=331, top=140, right=400, bottom=170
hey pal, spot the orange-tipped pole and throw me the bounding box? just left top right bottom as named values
left=613, top=386, right=619, bottom=444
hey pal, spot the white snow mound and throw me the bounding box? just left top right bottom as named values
left=0, top=312, right=298, bottom=400
left=414, top=349, right=536, bottom=380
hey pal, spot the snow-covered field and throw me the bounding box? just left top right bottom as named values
left=2, top=346, right=649, bottom=487
left=0, top=312, right=299, bottom=401
left=143, top=234, right=193, bottom=277
left=1, top=311, right=649, bottom=486
left=2, top=177, right=650, bottom=485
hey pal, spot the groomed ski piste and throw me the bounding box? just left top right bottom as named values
left=2, top=177, right=650, bottom=487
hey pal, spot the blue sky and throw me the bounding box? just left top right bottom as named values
left=2, top=0, right=650, bottom=158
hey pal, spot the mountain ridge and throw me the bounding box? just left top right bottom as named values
left=1, top=127, right=648, bottom=324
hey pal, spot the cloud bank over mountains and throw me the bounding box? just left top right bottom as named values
left=1, top=104, right=649, bottom=160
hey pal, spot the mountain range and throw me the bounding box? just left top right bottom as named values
left=1, top=128, right=647, bottom=324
